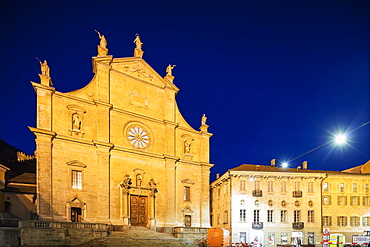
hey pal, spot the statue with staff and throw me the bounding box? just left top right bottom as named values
left=166, top=64, right=176, bottom=76
left=36, top=57, right=50, bottom=77
left=95, top=30, right=107, bottom=48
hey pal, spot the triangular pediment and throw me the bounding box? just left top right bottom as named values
left=182, top=206, right=194, bottom=213
left=109, top=57, right=179, bottom=93
left=181, top=178, right=195, bottom=185
left=66, top=160, right=87, bottom=168
left=68, top=196, right=86, bottom=205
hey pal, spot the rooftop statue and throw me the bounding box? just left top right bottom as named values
left=201, top=114, right=207, bottom=126
left=37, top=58, right=50, bottom=77
left=95, top=30, right=107, bottom=49
left=166, top=64, right=176, bottom=76
left=133, top=33, right=143, bottom=50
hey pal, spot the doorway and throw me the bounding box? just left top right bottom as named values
left=71, top=207, right=82, bottom=222
left=130, top=195, right=148, bottom=226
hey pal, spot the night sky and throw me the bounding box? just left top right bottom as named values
left=1, top=0, right=369, bottom=181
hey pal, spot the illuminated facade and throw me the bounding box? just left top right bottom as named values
left=29, top=34, right=213, bottom=236
left=211, top=160, right=370, bottom=245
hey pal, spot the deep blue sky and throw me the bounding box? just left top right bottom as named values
left=1, top=0, right=369, bottom=181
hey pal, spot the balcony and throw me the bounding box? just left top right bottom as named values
left=292, top=190, right=302, bottom=197
left=252, top=222, right=263, bottom=229
left=292, top=222, right=304, bottom=229
left=252, top=189, right=262, bottom=197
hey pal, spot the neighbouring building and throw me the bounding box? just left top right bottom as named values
left=28, top=33, right=213, bottom=241
left=211, top=160, right=370, bottom=245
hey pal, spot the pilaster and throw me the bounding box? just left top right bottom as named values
left=200, top=163, right=213, bottom=227
left=92, top=55, right=113, bottom=103
left=93, top=140, right=113, bottom=222
left=163, top=121, right=178, bottom=156
left=199, top=131, right=213, bottom=163
left=164, top=155, right=179, bottom=227
left=29, top=127, right=56, bottom=220
left=31, top=82, right=55, bottom=131
left=93, top=100, right=113, bottom=142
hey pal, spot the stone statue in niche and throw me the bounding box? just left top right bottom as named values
left=136, top=174, right=143, bottom=187
left=166, top=64, right=176, bottom=76
left=72, top=113, right=81, bottom=131
left=120, top=174, right=132, bottom=189
left=133, top=33, right=143, bottom=50
left=184, top=140, right=191, bottom=154
left=95, top=30, right=107, bottom=49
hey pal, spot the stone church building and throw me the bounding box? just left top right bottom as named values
left=29, top=34, right=213, bottom=234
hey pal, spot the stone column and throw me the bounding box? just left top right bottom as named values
left=93, top=100, right=112, bottom=142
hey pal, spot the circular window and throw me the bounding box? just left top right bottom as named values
left=124, top=122, right=153, bottom=150
left=255, top=200, right=259, bottom=207
left=268, top=200, right=273, bottom=207
left=281, top=200, right=286, bottom=207
left=308, top=200, right=313, bottom=207
left=295, top=200, right=300, bottom=207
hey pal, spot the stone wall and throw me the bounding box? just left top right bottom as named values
left=19, top=220, right=108, bottom=246
left=173, top=227, right=208, bottom=246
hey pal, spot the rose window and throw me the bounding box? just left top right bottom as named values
left=128, top=126, right=149, bottom=149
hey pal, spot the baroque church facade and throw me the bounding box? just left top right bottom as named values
left=29, top=33, right=213, bottom=233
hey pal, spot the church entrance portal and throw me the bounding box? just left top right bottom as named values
left=130, top=195, right=148, bottom=226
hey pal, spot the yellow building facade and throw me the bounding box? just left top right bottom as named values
left=211, top=161, right=370, bottom=246
left=29, top=34, right=213, bottom=234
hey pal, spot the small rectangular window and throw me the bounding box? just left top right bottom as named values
left=323, top=182, right=329, bottom=192
left=323, top=216, right=332, bottom=226
left=268, top=210, right=274, bottom=222
left=308, top=210, right=314, bottom=223
left=308, top=182, right=314, bottom=192
left=353, top=183, right=357, bottom=193
left=268, top=181, right=273, bottom=192
left=338, top=196, right=347, bottom=206
left=340, top=183, right=345, bottom=192
left=224, top=211, right=228, bottom=224
left=281, top=210, right=287, bottom=222
left=294, top=210, right=301, bottom=222
left=364, top=196, right=369, bottom=206
left=254, top=210, right=260, bottom=223
left=281, top=181, right=287, bottom=192
left=338, top=216, right=347, bottom=226
left=324, top=195, right=331, bottom=205
left=184, top=186, right=190, bottom=201
left=350, top=216, right=359, bottom=226
left=365, top=184, right=369, bottom=193
left=240, top=209, right=246, bottom=222
left=240, top=180, right=246, bottom=191
left=72, top=170, right=82, bottom=189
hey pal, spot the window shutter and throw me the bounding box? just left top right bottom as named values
left=344, top=196, right=347, bottom=206
left=337, top=216, right=340, bottom=226
left=329, top=196, right=331, bottom=205
left=344, top=216, right=347, bottom=226
left=329, top=216, right=332, bottom=226
left=350, top=196, right=353, bottom=206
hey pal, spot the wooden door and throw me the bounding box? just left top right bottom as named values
left=130, top=195, right=148, bottom=226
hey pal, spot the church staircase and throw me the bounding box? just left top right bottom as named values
left=78, top=226, right=198, bottom=247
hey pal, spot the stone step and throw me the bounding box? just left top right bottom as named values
left=77, top=226, right=197, bottom=247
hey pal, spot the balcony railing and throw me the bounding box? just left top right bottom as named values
left=252, top=189, right=262, bottom=197
left=292, top=222, right=304, bottom=229
left=252, top=222, right=263, bottom=229
left=293, top=190, right=302, bottom=197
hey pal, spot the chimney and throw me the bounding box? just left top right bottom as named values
left=271, top=159, right=276, bottom=167
left=302, top=161, right=308, bottom=169
left=216, top=173, right=220, bottom=179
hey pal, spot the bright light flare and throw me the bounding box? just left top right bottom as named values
left=334, top=134, right=347, bottom=145
left=282, top=162, right=288, bottom=168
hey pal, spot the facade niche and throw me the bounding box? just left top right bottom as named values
left=67, top=105, right=86, bottom=137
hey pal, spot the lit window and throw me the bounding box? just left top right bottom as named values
left=364, top=196, right=369, bottom=206
left=323, top=195, right=331, bottom=205
left=340, top=183, right=345, bottom=192
left=364, top=216, right=370, bottom=226
left=365, top=184, right=369, bottom=193
left=353, top=183, right=357, bottom=193
left=72, top=170, right=82, bottom=189
left=184, top=186, right=190, bottom=201
left=351, top=196, right=358, bottom=206
left=323, top=182, right=329, bottom=191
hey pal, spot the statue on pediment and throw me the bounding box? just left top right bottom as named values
left=95, top=30, right=107, bottom=49
left=134, top=33, right=143, bottom=50
left=201, top=114, right=207, bottom=126
left=166, top=64, right=176, bottom=76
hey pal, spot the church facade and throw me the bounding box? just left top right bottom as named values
left=29, top=34, right=213, bottom=234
